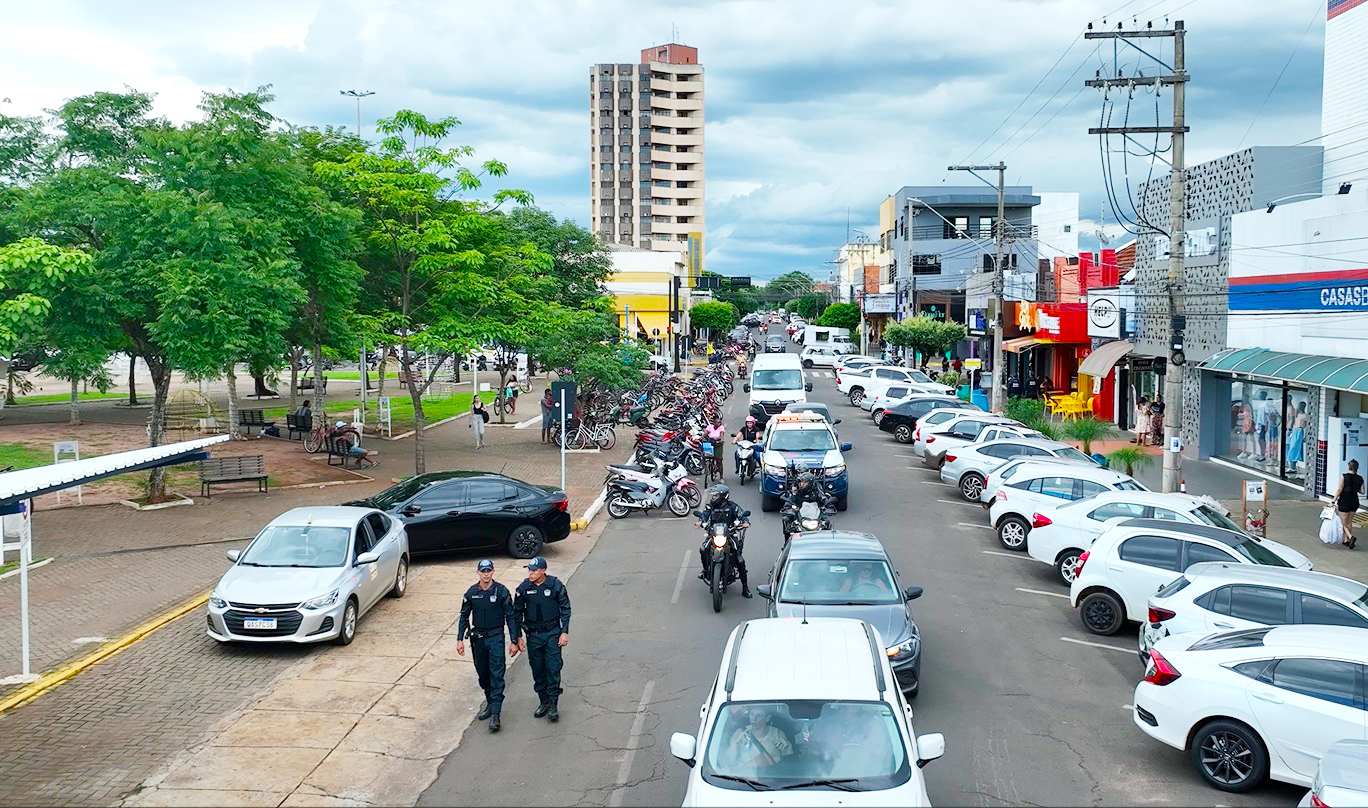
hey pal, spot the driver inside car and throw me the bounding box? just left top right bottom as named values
left=839, top=562, right=890, bottom=596
left=725, top=706, right=794, bottom=771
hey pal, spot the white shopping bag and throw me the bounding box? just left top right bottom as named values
left=1320, top=513, right=1344, bottom=545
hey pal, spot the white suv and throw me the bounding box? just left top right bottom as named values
left=1070, top=519, right=1312, bottom=636
left=988, top=465, right=1147, bottom=550
left=1139, top=563, right=1367, bottom=661
left=670, top=617, right=944, bottom=806
left=799, top=346, right=842, bottom=368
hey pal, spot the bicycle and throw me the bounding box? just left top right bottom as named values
left=492, top=388, right=519, bottom=417
left=701, top=439, right=724, bottom=487
left=303, top=419, right=360, bottom=454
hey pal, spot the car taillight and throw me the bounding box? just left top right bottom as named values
left=944, top=454, right=957, bottom=464
left=1031, top=513, right=1052, bottom=528
left=1076, top=550, right=1089, bottom=573
left=996, top=489, right=1007, bottom=501
left=926, top=436, right=936, bottom=444
left=1148, top=606, right=1175, bottom=623
left=1143, top=649, right=1181, bottom=686
left=554, top=498, right=569, bottom=513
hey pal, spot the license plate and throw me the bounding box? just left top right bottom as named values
left=243, top=617, right=277, bottom=630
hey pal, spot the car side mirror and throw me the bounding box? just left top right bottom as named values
left=226, top=549, right=241, bottom=563
left=756, top=584, right=773, bottom=600
left=916, top=733, right=945, bottom=768
left=356, top=551, right=380, bottom=565
left=743, top=383, right=751, bottom=393
left=840, top=442, right=853, bottom=452
left=833, top=418, right=842, bottom=424
left=401, top=505, right=421, bottom=516
left=670, top=732, right=698, bottom=767
left=904, top=586, right=924, bottom=601
left=740, top=510, right=752, bottom=519
left=805, top=382, right=814, bottom=392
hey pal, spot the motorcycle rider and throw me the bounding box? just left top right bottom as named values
left=747, top=402, right=771, bottom=430
left=732, top=415, right=763, bottom=477
left=781, top=471, right=835, bottom=540
left=695, top=484, right=752, bottom=598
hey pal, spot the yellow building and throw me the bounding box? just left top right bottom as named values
left=604, top=244, right=692, bottom=350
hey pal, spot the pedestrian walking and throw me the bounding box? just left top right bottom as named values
left=471, top=398, right=489, bottom=449
left=1134, top=396, right=1151, bottom=445
left=1150, top=395, right=1165, bottom=446
left=540, top=388, right=555, bottom=444
left=514, top=556, right=571, bottom=722
left=456, top=559, right=521, bottom=732
left=503, top=378, right=519, bottom=414
left=1334, top=459, right=1362, bottom=549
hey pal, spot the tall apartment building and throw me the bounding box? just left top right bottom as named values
left=590, top=44, right=705, bottom=253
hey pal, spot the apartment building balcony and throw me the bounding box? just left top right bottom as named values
left=652, top=203, right=703, bottom=218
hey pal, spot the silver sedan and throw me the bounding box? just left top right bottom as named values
left=207, top=506, right=409, bottom=645
left=939, top=438, right=1099, bottom=501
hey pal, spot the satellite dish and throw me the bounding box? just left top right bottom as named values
left=1095, top=230, right=1111, bottom=246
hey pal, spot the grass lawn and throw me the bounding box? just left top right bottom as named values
left=14, top=391, right=126, bottom=405
left=259, top=390, right=497, bottom=433
left=0, top=557, right=53, bottom=576
left=0, top=442, right=54, bottom=471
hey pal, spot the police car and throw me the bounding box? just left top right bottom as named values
left=758, top=412, right=852, bottom=513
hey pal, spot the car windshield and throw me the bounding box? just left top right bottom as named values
left=1116, top=479, right=1149, bottom=491
left=766, top=337, right=785, bottom=345
left=778, top=559, right=900, bottom=604
left=908, top=370, right=932, bottom=383
left=769, top=429, right=837, bottom=452
left=701, top=700, right=910, bottom=791
left=1230, top=539, right=1293, bottom=567
left=753, top=369, right=804, bottom=390
left=1055, top=447, right=1096, bottom=463
left=240, top=525, right=351, bottom=568
left=370, top=477, right=442, bottom=509
left=1193, top=504, right=1245, bottom=532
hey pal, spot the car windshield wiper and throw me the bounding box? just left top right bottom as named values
left=780, top=778, right=860, bottom=791
left=710, top=774, right=770, bottom=790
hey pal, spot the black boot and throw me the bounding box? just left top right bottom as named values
left=547, top=700, right=559, bottom=722
left=476, top=700, right=492, bottom=721
left=534, top=700, right=550, bottom=718
left=740, top=562, right=752, bottom=598
left=489, top=712, right=501, bottom=732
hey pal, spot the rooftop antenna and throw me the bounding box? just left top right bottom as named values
left=802, top=602, right=808, bottom=625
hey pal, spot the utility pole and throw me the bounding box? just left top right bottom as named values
left=1086, top=21, right=1188, bottom=492
left=340, top=89, right=375, bottom=139
left=947, top=163, right=1007, bottom=412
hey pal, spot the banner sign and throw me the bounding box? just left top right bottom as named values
left=863, top=294, right=896, bottom=314
left=686, top=232, right=703, bottom=279
left=1087, top=287, right=1122, bottom=339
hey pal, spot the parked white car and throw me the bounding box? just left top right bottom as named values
left=977, top=456, right=1099, bottom=506
left=1070, top=519, right=1313, bottom=636
left=1299, top=739, right=1368, bottom=807
left=834, top=354, right=887, bottom=374
left=989, top=465, right=1148, bottom=551
left=939, top=438, right=1097, bottom=502
left=1134, top=624, right=1368, bottom=793
left=208, top=506, right=409, bottom=645
left=920, top=417, right=1038, bottom=470
left=799, top=346, right=843, bottom=368
left=868, top=388, right=958, bottom=425
left=847, top=367, right=952, bottom=405
left=670, top=617, right=944, bottom=806
left=1140, top=563, right=1366, bottom=661
left=910, top=411, right=1014, bottom=458
left=1027, top=491, right=1248, bottom=584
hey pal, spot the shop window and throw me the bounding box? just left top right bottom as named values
left=1217, top=379, right=1310, bottom=485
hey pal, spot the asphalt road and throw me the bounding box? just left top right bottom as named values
left=420, top=339, right=1307, bottom=807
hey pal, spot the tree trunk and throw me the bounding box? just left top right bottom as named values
left=225, top=362, right=241, bottom=439
left=69, top=378, right=81, bottom=425
left=376, top=344, right=388, bottom=400
left=128, top=354, right=139, bottom=405
left=253, top=371, right=275, bottom=398
left=145, top=358, right=173, bottom=503
left=311, top=343, right=325, bottom=418
left=288, top=351, right=300, bottom=412
left=497, top=370, right=508, bottom=424
left=0, top=359, right=9, bottom=417
left=403, top=346, right=426, bottom=475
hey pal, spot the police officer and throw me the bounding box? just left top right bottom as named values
left=514, top=557, right=571, bottom=722
left=456, top=559, right=520, bottom=732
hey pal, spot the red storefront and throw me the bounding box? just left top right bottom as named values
left=1005, top=302, right=1091, bottom=397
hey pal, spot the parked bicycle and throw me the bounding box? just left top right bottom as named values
left=303, top=419, right=361, bottom=454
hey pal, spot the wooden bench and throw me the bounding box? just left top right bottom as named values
left=298, top=376, right=328, bottom=393
left=199, top=455, right=268, bottom=497
left=286, top=412, right=312, bottom=440
left=326, top=434, right=358, bottom=467
left=237, top=409, right=275, bottom=435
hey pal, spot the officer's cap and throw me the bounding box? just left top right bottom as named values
left=477, top=559, right=494, bottom=572
left=525, top=556, right=548, bottom=570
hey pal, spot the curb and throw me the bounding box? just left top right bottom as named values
left=0, top=557, right=52, bottom=580
left=0, top=589, right=211, bottom=714
left=571, top=488, right=607, bottom=531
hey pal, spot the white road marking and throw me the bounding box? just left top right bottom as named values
left=669, top=549, right=691, bottom=605
left=1060, top=637, right=1134, bottom=654
left=609, top=679, right=657, bottom=808
left=71, top=636, right=110, bottom=644
left=921, top=480, right=948, bottom=486
left=982, top=550, right=1032, bottom=560
left=1015, top=587, right=1070, bottom=600
left=513, top=416, right=541, bottom=429
left=896, top=454, right=921, bottom=458
left=956, top=522, right=992, bottom=530
left=1122, top=704, right=1134, bottom=710
left=936, top=499, right=975, bottom=505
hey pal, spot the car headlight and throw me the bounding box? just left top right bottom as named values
left=825, top=463, right=845, bottom=475
left=763, top=462, right=785, bottom=474
left=210, top=593, right=227, bottom=609
left=886, top=636, right=920, bottom=658
left=300, top=589, right=340, bottom=610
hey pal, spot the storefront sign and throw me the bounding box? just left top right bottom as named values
left=967, top=310, right=987, bottom=334
left=1154, top=216, right=1222, bottom=268
left=863, top=294, right=896, bottom=314
left=1018, top=302, right=1089, bottom=342
left=1229, top=268, right=1368, bottom=312
left=963, top=358, right=983, bottom=369
left=1087, top=288, right=1122, bottom=339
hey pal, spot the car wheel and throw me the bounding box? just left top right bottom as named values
left=997, top=516, right=1029, bottom=550
left=761, top=495, right=779, bottom=513
left=1079, top=590, right=1125, bottom=636
left=388, top=557, right=408, bottom=598
left=1055, top=549, right=1084, bottom=585
left=893, top=424, right=913, bottom=444
left=802, top=359, right=813, bottom=368
left=959, top=472, right=985, bottom=501
left=849, top=389, right=864, bottom=406
left=334, top=598, right=358, bottom=646
left=1190, top=720, right=1269, bottom=793
left=507, top=525, right=545, bottom=558
left=836, top=495, right=848, bottom=512
left=872, top=409, right=885, bottom=426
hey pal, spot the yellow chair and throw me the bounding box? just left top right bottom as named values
left=1056, top=393, right=1095, bottom=421
left=1043, top=392, right=1069, bottom=415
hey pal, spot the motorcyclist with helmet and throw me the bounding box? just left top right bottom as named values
left=747, top=402, right=771, bottom=430
left=781, top=471, right=835, bottom=540
left=695, top=484, right=752, bottom=598
left=731, top=415, right=763, bottom=477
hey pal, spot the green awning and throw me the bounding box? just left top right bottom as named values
left=1202, top=348, right=1368, bottom=393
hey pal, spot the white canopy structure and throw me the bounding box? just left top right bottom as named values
left=0, top=436, right=228, bottom=683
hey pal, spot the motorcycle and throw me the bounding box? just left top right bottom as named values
left=697, top=510, right=751, bottom=613
left=605, top=456, right=701, bottom=509
left=605, top=462, right=694, bottom=519
left=735, top=440, right=758, bottom=485
left=781, top=500, right=833, bottom=543
left=737, top=358, right=747, bottom=378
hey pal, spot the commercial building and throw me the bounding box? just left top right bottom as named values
left=590, top=44, right=705, bottom=255
left=603, top=244, right=691, bottom=356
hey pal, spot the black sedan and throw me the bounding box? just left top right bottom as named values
left=756, top=530, right=924, bottom=695
left=345, top=471, right=570, bottom=558
left=878, top=395, right=980, bottom=444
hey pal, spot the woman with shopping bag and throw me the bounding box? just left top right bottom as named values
left=1331, top=459, right=1362, bottom=549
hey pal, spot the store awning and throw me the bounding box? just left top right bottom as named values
left=1078, top=340, right=1134, bottom=377
left=1004, top=336, right=1049, bottom=353
left=1202, top=348, right=1368, bottom=394
left=0, top=436, right=228, bottom=510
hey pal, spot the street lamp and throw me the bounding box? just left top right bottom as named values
left=340, top=90, right=375, bottom=139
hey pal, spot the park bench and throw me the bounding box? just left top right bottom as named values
left=199, top=455, right=268, bottom=497
left=237, top=409, right=275, bottom=435
left=325, top=434, right=358, bottom=467
left=298, top=376, right=328, bottom=393
left=286, top=412, right=312, bottom=440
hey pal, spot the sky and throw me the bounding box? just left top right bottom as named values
left=1, top=0, right=1330, bottom=283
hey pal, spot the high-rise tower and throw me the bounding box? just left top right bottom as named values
left=590, top=44, right=705, bottom=253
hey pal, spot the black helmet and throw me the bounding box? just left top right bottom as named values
left=707, top=484, right=731, bottom=508
left=797, top=472, right=816, bottom=492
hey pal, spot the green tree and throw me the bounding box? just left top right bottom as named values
left=688, top=301, right=736, bottom=335
left=764, top=271, right=818, bottom=303
left=816, top=302, right=860, bottom=330
left=0, top=237, right=94, bottom=417
left=500, top=207, right=612, bottom=310
left=884, top=316, right=965, bottom=365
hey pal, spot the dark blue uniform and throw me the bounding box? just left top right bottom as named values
left=514, top=575, right=571, bottom=706
left=459, top=581, right=519, bottom=715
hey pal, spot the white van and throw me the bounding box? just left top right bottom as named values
left=746, top=353, right=812, bottom=416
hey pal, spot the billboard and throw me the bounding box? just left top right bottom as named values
left=686, top=232, right=703, bottom=280
left=863, top=294, right=896, bottom=314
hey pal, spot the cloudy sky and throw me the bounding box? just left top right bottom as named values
left=3, top=0, right=1328, bottom=282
